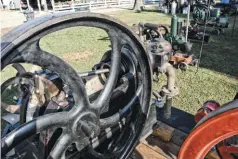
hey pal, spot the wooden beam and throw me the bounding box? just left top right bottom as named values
left=141, top=136, right=179, bottom=159
left=152, top=122, right=175, bottom=142
left=170, top=129, right=187, bottom=146
left=131, top=143, right=167, bottom=159
left=136, top=121, right=221, bottom=159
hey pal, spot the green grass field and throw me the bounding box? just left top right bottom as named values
left=1, top=10, right=238, bottom=115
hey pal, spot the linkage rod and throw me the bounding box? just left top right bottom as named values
left=78, top=69, right=110, bottom=78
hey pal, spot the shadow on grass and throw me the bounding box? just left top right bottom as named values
left=191, top=16, right=238, bottom=78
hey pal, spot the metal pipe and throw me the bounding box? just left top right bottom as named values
left=78, top=69, right=109, bottom=77
left=152, top=91, right=160, bottom=99
left=171, top=15, right=178, bottom=36
left=162, top=62, right=176, bottom=119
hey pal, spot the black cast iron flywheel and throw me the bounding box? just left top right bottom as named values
left=1, top=12, right=152, bottom=159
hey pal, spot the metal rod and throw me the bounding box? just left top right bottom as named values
left=185, top=4, right=190, bottom=42
left=78, top=69, right=109, bottom=77
left=152, top=91, right=160, bottom=99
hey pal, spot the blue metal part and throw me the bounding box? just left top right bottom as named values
left=2, top=124, right=11, bottom=138
left=2, top=117, right=20, bottom=138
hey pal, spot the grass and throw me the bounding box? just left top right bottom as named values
left=1, top=10, right=238, bottom=116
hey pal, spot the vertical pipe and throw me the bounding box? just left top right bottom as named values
left=163, top=63, right=176, bottom=119
left=171, top=15, right=178, bottom=36
left=164, top=98, right=172, bottom=119
left=185, top=4, right=190, bottom=42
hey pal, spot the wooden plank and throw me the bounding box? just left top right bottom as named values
left=207, top=151, right=221, bottom=159
left=131, top=143, right=167, bottom=159
left=138, top=121, right=221, bottom=159
left=141, top=135, right=179, bottom=159
left=171, top=129, right=187, bottom=146
left=152, top=122, right=175, bottom=142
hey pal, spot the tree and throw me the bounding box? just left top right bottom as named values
left=133, top=0, right=143, bottom=12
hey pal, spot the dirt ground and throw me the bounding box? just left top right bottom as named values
left=0, top=10, right=50, bottom=35
left=0, top=7, right=128, bottom=36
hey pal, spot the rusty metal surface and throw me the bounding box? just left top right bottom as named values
left=178, top=108, right=238, bottom=159
left=170, top=53, right=193, bottom=65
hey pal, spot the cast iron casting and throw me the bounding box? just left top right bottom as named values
left=1, top=12, right=152, bottom=159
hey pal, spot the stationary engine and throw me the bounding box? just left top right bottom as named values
left=1, top=13, right=152, bottom=159
left=187, top=0, right=230, bottom=41
left=1, top=12, right=237, bottom=159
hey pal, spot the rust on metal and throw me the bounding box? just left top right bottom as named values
left=170, top=52, right=193, bottom=65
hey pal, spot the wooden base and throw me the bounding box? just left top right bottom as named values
left=132, top=107, right=220, bottom=159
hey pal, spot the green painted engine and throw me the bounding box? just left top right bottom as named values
left=164, top=15, right=192, bottom=53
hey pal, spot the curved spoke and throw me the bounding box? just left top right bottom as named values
left=48, top=134, right=73, bottom=159
left=1, top=112, right=70, bottom=156
left=93, top=33, right=121, bottom=110
left=9, top=40, right=90, bottom=110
